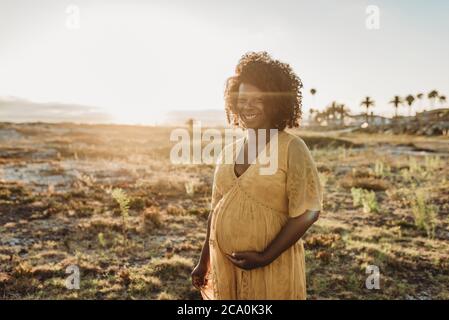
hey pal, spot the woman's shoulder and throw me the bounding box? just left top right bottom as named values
left=281, top=130, right=314, bottom=164
left=280, top=130, right=308, bottom=152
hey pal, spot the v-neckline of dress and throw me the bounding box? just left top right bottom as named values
left=232, top=131, right=278, bottom=180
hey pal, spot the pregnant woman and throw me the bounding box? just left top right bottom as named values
left=191, top=51, right=323, bottom=299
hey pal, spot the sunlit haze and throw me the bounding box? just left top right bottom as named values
left=1, top=0, right=448, bottom=124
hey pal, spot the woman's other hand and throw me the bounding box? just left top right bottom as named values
left=226, top=251, right=268, bottom=270
left=191, top=261, right=209, bottom=289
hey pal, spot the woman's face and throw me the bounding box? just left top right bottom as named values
left=236, top=83, right=272, bottom=129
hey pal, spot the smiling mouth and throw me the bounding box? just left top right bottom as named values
left=241, top=113, right=260, bottom=121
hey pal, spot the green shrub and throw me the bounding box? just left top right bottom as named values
left=411, top=189, right=437, bottom=238
left=111, top=188, right=131, bottom=246
left=351, top=187, right=380, bottom=213
left=374, top=160, right=391, bottom=178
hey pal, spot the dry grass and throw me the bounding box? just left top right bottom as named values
left=0, top=122, right=448, bottom=299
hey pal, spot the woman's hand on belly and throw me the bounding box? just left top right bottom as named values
left=225, top=251, right=270, bottom=270
left=226, top=210, right=320, bottom=270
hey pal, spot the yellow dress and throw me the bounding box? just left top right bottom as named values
left=201, top=130, right=323, bottom=300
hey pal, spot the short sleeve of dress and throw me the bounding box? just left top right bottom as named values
left=286, top=137, right=323, bottom=218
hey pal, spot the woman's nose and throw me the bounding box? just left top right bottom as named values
left=242, top=99, right=255, bottom=109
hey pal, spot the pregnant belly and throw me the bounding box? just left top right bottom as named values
left=214, top=194, right=285, bottom=256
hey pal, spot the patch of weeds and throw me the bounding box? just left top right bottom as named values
left=111, top=188, right=130, bottom=247
left=151, top=255, right=193, bottom=281
left=424, top=155, right=441, bottom=171
left=130, top=197, right=145, bottom=211
left=184, top=181, right=196, bottom=197
left=142, top=207, right=162, bottom=230
left=351, top=187, right=380, bottom=213
left=187, top=207, right=209, bottom=219
left=342, top=176, right=388, bottom=191
left=157, top=291, right=175, bottom=300
left=129, top=274, right=162, bottom=297
left=98, top=232, right=106, bottom=248
left=374, top=159, right=391, bottom=178
left=309, top=275, right=330, bottom=295
left=166, top=204, right=185, bottom=216
left=410, top=189, right=437, bottom=238
left=305, top=233, right=341, bottom=249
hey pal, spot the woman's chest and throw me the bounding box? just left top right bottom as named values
left=216, top=163, right=287, bottom=196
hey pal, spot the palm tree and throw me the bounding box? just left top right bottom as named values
left=314, top=110, right=325, bottom=124
left=310, top=88, right=317, bottom=113
left=329, top=101, right=338, bottom=118
left=323, top=101, right=342, bottom=126
left=389, top=96, right=403, bottom=118
left=439, top=95, right=446, bottom=107
left=404, top=95, right=415, bottom=116
left=322, top=110, right=330, bottom=123
left=416, top=93, right=424, bottom=112
left=309, top=108, right=315, bottom=122
left=337, top=104, right=350, bottom=126
left=360, top=97, right=375, bottom=123
left=416, top=93, right=424, bottom=111
left=428, top=90, right=439, bottom=108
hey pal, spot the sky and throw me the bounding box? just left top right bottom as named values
left=1, top=0, right=448, bottom=124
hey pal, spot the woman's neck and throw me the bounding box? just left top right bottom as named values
left=245, top=127, right=278, bottom=147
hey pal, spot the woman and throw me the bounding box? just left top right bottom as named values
left=191, top=51, right=323, bottom=299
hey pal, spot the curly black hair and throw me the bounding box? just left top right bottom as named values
left=224, top=51, right=303, bottom=130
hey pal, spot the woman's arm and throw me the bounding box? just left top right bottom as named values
left=191, top=210, right=213, bottom=288
left=198, top=211, right=213, bottom=265
left=192, top=162, right=222, bottom=288
left=227, top=210, right=319, bottom=270
left=263, top=210, right=319, bottom=263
